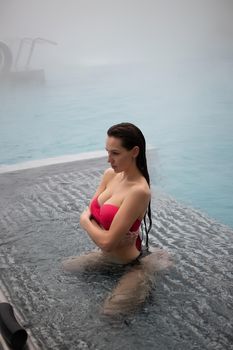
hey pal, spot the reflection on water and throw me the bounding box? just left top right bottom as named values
left=0, top=160, right=232, bottom=349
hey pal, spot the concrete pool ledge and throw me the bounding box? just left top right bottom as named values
left=0, top=150, right=107, bottom=174
left=0, top=146, right=155, bottom=174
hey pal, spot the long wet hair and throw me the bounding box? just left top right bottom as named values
left=107, top=122, right=152, bottom=250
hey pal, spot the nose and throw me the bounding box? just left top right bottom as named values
left=108, top=152, right=114, bottom=164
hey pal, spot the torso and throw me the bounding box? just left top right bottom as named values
left=90, top=169, right=150, bottom=264
left=90, top=196, right=141, bottom=232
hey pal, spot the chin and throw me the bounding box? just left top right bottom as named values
left=112, top=166, right=120, bottom=173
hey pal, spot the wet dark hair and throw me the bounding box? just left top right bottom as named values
left=107, top=122, right=152, bottom=250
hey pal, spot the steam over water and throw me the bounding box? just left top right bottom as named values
left=1, top=0, right=233, bottom=227
left=1, top=60, right=233, bottom=228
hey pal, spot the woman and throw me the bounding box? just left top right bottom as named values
left=63, top=122, right=172, bottom=315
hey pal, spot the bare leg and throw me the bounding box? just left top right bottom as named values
left=62, top=250, right=113, bottom=273
left=103, top=248, right=173, bottom=316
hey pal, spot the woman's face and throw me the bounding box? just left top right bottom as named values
left=105, top=136, right=138, bottom=173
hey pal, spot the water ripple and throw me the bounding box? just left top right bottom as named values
left=0, top=164, right=232, bottom=350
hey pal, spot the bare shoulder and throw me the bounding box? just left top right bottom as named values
left=102, top=167, right=116, bottom=183
left=93, top=168, right=116, bottom=198
left=121, top=182, right=150, bottom=217
left=130, top=181, right=151, bottom=203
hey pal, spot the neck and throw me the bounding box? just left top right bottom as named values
left=121, top=163, right=142, bottom=182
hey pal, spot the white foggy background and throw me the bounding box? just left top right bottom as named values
left=1, top=0, right=233, bottom=228
left=1, top=0, right=233, bottom=68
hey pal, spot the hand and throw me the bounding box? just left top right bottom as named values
left=80, top=207, right=91, bottom=229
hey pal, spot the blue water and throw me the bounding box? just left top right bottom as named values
left=0, top=60, right=233, bottom=228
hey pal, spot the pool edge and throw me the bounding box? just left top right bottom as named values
left=0, top=150, right=107, bottom=174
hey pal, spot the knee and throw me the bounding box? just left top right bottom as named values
left=61, top=258, right=71, bottom=271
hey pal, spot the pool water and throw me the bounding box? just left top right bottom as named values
left=0, top=159, right=232, bottom=350
left=0, top=60, right=233, bottom=227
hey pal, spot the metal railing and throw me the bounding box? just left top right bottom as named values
left=14, top=37, right=57, bottom=71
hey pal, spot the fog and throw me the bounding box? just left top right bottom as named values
left=1, top=0, right=233, bottom=67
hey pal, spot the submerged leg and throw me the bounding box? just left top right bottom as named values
left=102, top=248, right=173, bottom=316
left=62, top=250, right=113, bottom=273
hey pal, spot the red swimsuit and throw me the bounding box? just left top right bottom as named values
left=90, top=197, right=142, bottom=251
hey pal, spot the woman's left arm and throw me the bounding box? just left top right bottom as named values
left=80, top=188, right=150, bottom=252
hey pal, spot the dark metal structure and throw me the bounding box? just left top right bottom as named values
left=0, top=37, right=57, bottom=83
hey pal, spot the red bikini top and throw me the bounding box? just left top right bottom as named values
left=90, top=197, right=142, bottom=252
left=90, top=197, right=142, bottom=231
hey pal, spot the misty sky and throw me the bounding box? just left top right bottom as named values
left=1, top=0, right=233, bottom=66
